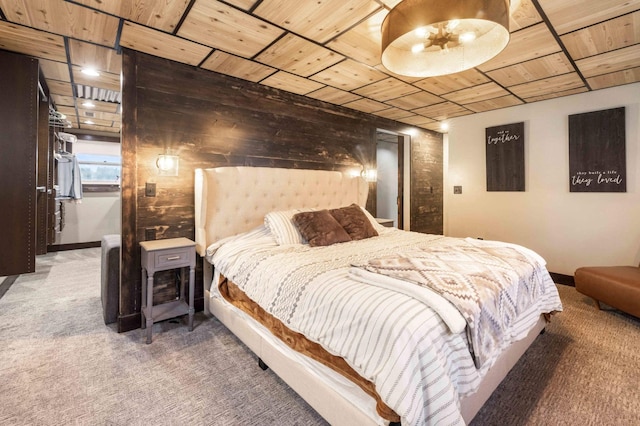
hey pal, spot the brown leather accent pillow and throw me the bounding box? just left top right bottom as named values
left=292, top=210, right=352, bottom=247
left=329, top=204, right=378, bottom=241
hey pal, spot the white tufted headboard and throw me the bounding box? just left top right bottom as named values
left=194, top=167, right=369, bottom=255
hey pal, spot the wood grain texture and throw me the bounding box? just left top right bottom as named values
left=442, top=82, right=510, bottom=105
left=177, top=0, right=284, bottom=58
left=0, top=20, right=66, bottom=62
left=486, top=52, right=575, bottom=87
left=75, top=0, right=191, bottom=33
left=119, top=49, right=443, bottom=331
left=260, top=71, right=325, bottom=95
left=569, top=107, right=626, bottom=192
left=413, top=69, right=490, bottom=95
left=537, top=0, right=639, bottom=35
left=254, top=0, right=381, bottom=44
left=305, top=86, right=362, bottom=105
left=576, top=44, right=640, bottom=78
left=0, top=0, right=119, bottom=47
left=255, top=33, right=344, bottom=77
left=201, top=51, right=276, bottom=83
left=0, top=50, right=38, bottom=275
left=326, top=10, right=387, bottom=67
left=353, top=77, right=420, bottom=102
left=120, top=21, right=211, bottom=66
left=311, top=59, right=389, bottom=91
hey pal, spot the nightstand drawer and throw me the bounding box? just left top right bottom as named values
left=154, top=248, right=191, bottom=269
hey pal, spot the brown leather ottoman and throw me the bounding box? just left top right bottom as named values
left=574, top=266, right=640, bottom=318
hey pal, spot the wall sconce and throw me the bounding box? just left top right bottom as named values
left=361, top=168, right=378, bottom=183
left=156, top=154, right=179, bottom=176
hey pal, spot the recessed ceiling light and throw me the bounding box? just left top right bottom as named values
left=82, top=101, right=96, bottom=108
left=81, top=68, right=100, bottom=77
left=84, top=120, right=95, bottom=125
left=440, top=122, right=450, bottom=132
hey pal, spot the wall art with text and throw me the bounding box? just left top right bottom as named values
left=486, top=121, right=525, bottom=191
left=569, top=107, right=626, bottom=193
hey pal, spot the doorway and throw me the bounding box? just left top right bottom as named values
left=376, top=129, right=410, bottom=230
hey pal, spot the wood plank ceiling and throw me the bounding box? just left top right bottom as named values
left=0, top=0, right=638, bottom=134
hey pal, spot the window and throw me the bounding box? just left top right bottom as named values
left=76, top=153, right=121, bottom=191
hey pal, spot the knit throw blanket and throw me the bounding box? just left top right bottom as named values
left=353, top=240, right=549, bottom=367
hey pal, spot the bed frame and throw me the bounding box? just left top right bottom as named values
left=194, top=166, right=546, bottom=425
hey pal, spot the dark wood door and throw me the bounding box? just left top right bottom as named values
left=0, top=49, right=39, bottom=275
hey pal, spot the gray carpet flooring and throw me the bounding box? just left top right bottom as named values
left=0, top=248, right=638, bottom=425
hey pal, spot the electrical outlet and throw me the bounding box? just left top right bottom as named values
left=145, top=228, right=156, bottom=241
left=145, top=182, right=156, bottom=197
left=453, top=185, right=462, bottom=194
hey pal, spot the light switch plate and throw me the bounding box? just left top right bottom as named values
left=145, top=228, right=156, bottom=241
left=145, top=182, right=156, bottom=197
left=453, top=185, right=462, bottom=194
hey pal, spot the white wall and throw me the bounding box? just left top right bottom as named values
left=59, top=139, right=121, bottom=244
left=377, top=139, right=399, bottom=226
left=445, top=83, right=640, bottom=275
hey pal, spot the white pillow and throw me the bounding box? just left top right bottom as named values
left=264, top=208, right=315, bottom=245
left=359, top=206, right=389, bottom=233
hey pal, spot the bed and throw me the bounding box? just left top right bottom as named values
left=194, top=166, right=562, bottom=425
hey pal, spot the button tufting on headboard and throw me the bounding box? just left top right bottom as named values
left=194, top=167, right=368, bottom=255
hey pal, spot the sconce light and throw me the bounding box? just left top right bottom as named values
left=361, top=168, right=378, bottom=183
left=156, top=153, right=179, bottom=176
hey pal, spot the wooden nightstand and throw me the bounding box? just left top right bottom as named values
left=375, top=218, right=394, bottom=228
left=140, top=237, right=196, bottom=344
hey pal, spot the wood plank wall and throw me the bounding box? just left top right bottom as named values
left=119, top=49, right=443, bottom=332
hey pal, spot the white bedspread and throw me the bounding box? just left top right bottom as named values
left=209, top=227, right=563, bottom=426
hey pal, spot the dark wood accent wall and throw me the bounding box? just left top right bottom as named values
left=119, top=49, right=443, bottom=332
left=410, top=132, right=444, bottom=234
left=0, top=49, right=39, bottom=276
left=36, top=97, right=50, bottom=255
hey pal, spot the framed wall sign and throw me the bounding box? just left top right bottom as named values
left=569, top=107, right=626, bottom=193
left=486, top=122, right=525, bottom=191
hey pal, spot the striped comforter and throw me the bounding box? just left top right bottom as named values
left=209, top=227, right=563, bottom=425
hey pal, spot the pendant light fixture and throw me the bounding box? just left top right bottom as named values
left=381, top=0, right=512, bottom=78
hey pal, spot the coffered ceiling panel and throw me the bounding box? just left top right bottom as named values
left=255, top=33, right=344, bottom=77
left=373, top=107, right=415, bottom=121
left=486, top=53, right=575, bottom=87
left=0, top=20, right=66, bottom=62
left=120, top=21, right=211, bottom=66
left=385, top=91, right=444, bottom=110
left=537, top=0, right=639, bottom=35
left=442, top=82, right=510, bottom=105
left=0, top=0, right=638, bottom=135
left=413, top=69, right=490, bottom=95
left=342, top=98, right=390, bottom=114
left=478, top=23, right=562, bottom=72
left=465, top=95, right=524, bottom=113
left=47, top=80, right=74, bottom=98
left=576, top=44, right=640, bottom=78
left=561, top=11, right=640, bottom=60
left=254, top=0, right=381, bottom=44
left=509, top=0, right=543, bottom=30
left=178, top=0, right=284, bottom=58
left=0, top=0, right=118, bottom=47
left=310, top=59, right=388, bottom=91
left=588, top=67, right=640, bottom=90
left=68, top=39, right=122, bottom=75
left=353, top=77, right=420, bottom=102
left=75, top=0, right=190, bottom=33
left=201, top=51, right=276, bottom=83
left=50, top=95, right=75, bottom=108
left=325, top=10, right=387, bottom=67
left=509, top=72, right=585, bottom=99
left=412, top=102, right=472, bottom=121
left=305, top=86, right=362, bottom=105
left=261, top=71, right=324, bottom=95
left=39, top=59, right=70, bottom=83
left=72, top=66, right=120, bottom=92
